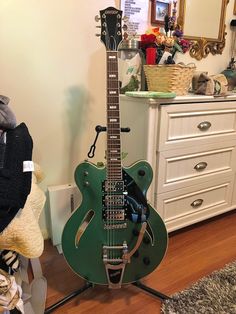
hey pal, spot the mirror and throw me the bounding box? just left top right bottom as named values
left=177, top=0, right=229, bottom=60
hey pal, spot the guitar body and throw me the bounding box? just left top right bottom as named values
left=62, top=160, right=168, bottom=285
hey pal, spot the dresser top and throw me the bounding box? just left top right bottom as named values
left=120, top=93, right=236, bottom=105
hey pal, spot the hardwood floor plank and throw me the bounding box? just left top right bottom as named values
left=41, top=210, right=236, bottom=313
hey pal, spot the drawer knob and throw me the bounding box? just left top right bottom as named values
left=194, top=162, right=208, bottom=171
left=197, top=121, right=211, bottom=131
left=191, top=199, right=203, bottom=208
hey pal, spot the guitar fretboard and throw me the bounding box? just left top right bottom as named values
left=106, top=51, right=122, bottom=181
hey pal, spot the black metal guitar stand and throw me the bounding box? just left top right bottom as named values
left=44, top=281, right=170, bottom=313
left=44, top=282, right=93, bottom=314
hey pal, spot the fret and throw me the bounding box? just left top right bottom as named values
left=107, top=169, right=122, bottom=173
left=107, top=84, right=119, bottom=89
left=107, top=169, right=122, bottom=172
left=107, top=121, right=120, bottom=126
left=107, top=112, right=120, bottom=117
left=107, top=97, right=119, bottom=103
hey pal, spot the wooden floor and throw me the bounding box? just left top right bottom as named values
left=41, top=210, right=236, bottom=314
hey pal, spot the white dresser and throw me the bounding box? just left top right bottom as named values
left=120, top=94, right=236, bottom=232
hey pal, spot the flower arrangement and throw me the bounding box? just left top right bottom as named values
left=140, top=2, right=191, bottom=65
left=140, top=24, right=191, bottom=65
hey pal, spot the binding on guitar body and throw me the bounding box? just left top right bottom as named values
left=62, top=7, right=168, bottom=289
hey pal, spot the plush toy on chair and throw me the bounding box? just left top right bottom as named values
left=0, top=163, right=46, bottom=258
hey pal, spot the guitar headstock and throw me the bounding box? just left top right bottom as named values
left=95, top=7, right=123, bottom=51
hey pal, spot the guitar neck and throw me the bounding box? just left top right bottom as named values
left=106, top=51, right=122, bottom=181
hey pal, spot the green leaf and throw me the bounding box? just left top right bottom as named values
left=174, top=42, right=183, bottom=53
left=97, top=161, right=105, bottom=167
left=121, top=152, right=128, bottom=160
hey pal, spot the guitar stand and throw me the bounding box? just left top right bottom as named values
left=87, top=125, right=130, bottom=158
left=44, top=281, right=171, bottom=313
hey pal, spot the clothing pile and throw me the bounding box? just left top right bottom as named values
left=0, top=95, right=46, bottom=314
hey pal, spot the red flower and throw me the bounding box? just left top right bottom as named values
left=140, top=34, right=156, bottom=48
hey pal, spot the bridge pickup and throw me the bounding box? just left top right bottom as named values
left=103, top=180, right=124, bottom=192
left=104, top=210, right=125, bottom=221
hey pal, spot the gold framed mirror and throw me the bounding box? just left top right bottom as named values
left=177, top=0, right=229, bottom=60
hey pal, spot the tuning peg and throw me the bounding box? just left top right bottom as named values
left=95, top=34, right=101, bottom=37
left=123, top=16, right=129, bottom=23
left=95, top=15, right=100, bottom=22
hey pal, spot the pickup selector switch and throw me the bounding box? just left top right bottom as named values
left=132, top=229, right=139, bottom=236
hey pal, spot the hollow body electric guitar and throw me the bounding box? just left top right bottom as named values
left=62, top=7, right=168, bottom=288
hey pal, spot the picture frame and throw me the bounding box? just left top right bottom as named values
left=151, top=0, right=171, bottom=25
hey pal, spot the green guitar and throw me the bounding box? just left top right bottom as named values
left=62, top=7, right=168, bottom=288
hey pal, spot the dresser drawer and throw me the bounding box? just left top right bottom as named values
left=157, top=140, right=236, bottom=193
left=156, top=176, right=234, bottom=232
left=158, top=102, right=236, bottom=150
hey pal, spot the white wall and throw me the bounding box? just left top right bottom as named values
left=0, top=0, right=234, bottom=237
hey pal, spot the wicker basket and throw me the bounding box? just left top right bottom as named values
left=144, top=63, right=196, bottom=96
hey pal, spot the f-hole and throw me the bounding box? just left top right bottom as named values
left=75, top=210, right=95, bottom=248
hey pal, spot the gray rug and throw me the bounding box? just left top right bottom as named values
left=162, top=261, right=236, bottom=314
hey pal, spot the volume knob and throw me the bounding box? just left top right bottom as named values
left=138, top=169, right=146, bottom=176
left=143, top=257, right=150, bottom=265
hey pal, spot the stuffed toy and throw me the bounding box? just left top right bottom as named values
left=0, top=268, right=24, bottom=313
left=194, top=73, right=228, bottom=96
left=0, top=163, right=46, bottom=258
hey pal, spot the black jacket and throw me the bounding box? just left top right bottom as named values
left=0, top=123, right=33, bottom=232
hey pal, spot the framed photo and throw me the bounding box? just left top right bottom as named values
left=151, top=0, right=171, bottom=25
